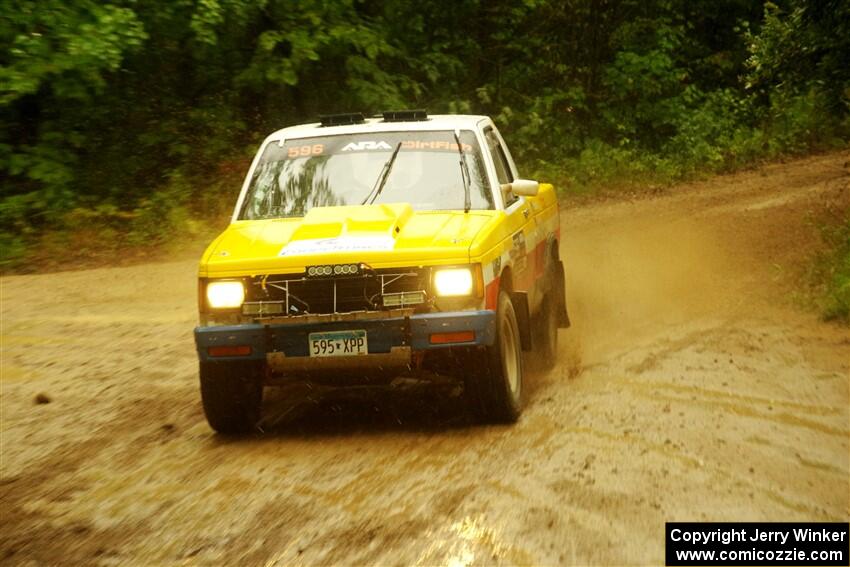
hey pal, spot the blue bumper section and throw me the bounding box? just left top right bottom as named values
left=194, top=310, right=496, bottom=363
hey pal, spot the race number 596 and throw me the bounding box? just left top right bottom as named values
left=288, top=144, right=324, bottom=158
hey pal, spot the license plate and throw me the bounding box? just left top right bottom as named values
left=308, top=330, right=368, bottom=357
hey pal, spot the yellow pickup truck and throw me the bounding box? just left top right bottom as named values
left=194, top=111, right=570, bottom=433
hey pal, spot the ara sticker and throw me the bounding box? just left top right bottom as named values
left=341, top=141, right=393, bottom=152
left=278, top=236, right=396, bottom=257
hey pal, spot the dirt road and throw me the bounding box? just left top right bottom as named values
left=2, top=153, right=848, bottom=565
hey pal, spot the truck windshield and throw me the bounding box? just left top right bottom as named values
left=239, top=130, right=493, bottom=220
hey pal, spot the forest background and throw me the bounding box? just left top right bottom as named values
left=1, top=0, right=848, bottom=318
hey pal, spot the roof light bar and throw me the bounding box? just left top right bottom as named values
left=319, top=112, right=366, bottom=127
left=381, top=109, right=428, bottom=122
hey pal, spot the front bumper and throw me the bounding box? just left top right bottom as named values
left=194, top=310, right=496, bottom=371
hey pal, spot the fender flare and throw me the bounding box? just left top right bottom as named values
left=555, top=259, right=570, bottom=328
left=509, top=291, right=533, bottom=351
left=543, top=237, right=570, bottom=328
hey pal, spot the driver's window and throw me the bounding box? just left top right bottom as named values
left=484, top=127, right=516, bottom=206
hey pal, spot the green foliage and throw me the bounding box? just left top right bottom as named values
left=0, top=1, right=147, bottom=104
left=0, top=230, right=26, bottom=266
left=816, top=217, right=850, bottom=323
left=745, top=0, right=850, bottom=113
left=1, top=0, right=849, bottom=271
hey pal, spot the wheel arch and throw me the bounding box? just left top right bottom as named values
left=544, top=235, right=561, bottom=292
left=499, top=265, right=513, bottom=293
left=499, top=266, right=532, bottom=351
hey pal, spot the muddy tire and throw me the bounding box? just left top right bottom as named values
left=464, top=290, right=524, bottom=423
left=199, top=360, right=264, bottom=434
left=533, top=292, right=559, bottom=370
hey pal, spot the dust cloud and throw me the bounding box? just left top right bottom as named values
left=1, top=152, right=848, bottom=565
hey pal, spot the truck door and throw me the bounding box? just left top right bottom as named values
left=484, top=127, right=538, bottom=297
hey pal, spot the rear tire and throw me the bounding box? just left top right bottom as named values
left=464, top=290, right=524, bottom=423
left=199, top=360, right=264, bottom=434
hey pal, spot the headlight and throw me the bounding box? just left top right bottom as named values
left=434, top=268, right=474, bottom=296
left=206, top=281, right=245, bottom=309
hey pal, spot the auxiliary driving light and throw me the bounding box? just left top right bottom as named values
left=433, top=268, right=474, bottom=296
left=206, top=280, right=245, bottom=309
left=383, top=291, right=426, bottom=307
left=307, top=264, right=360, bottom=278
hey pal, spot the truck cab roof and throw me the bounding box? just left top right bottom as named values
left=268, top=114, right=493, bottom=142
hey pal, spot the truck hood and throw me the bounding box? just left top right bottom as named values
left=201, top=203, right=501, bottom=277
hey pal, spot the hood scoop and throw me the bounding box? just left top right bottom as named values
left=290, top=203, right=413, bottom=239
left=277, top=203, right=414, bottom=258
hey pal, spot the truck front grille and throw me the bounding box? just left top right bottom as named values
left=244, top=268, right=429, bottom=316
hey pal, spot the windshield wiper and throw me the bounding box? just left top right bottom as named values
left=453, top=129, right=472, bottom=213
left=361, top=141, right=403, bottom=206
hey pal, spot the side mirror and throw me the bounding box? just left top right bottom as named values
left=502, top=179, right=539, bottom=197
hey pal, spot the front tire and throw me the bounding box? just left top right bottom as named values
left=199, top=360, right=264, bottom=434
left=465, top=290, right=524, bottom=423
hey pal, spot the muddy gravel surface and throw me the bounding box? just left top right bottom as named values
left=2, top=153, right=849, bottom=566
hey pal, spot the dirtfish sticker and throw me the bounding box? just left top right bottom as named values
left=278, top=236, right=396, bottom=257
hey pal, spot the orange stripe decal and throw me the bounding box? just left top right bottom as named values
left=485, top=276, right=500, bottom=310
left=534, top=240, right=546, bottom=279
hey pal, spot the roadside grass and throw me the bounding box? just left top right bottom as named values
left=0, top=202, right=228, bottom=274
left=1, top=172, right=237, bottom=274
left=3, top=90, right=847, bottom=274
left=2, top=148, right=848, bottom=327
left=808, top=214, right=850, bottom=324
left=534, top=139, right=848, bottom=200
left=530, top=89, right=849, bottom=198
left=21, top=218, right=226, bottom=274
